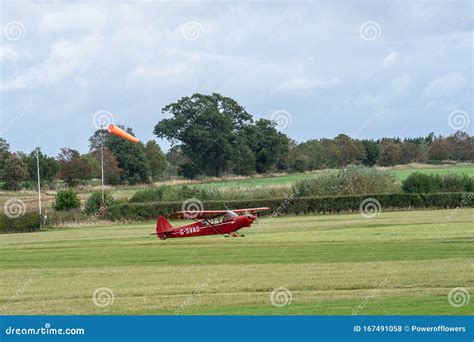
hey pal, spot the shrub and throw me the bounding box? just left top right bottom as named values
left=402, top=173, right=474, bottom=193
left=292, top=165, right=400, bottom=197
left=52, top=189, right=81, bottom=211
left=0, top=212, right=41, bottom=233
left=438, top=174, right=474, bottom=192
left=130, top=187, right=166, bottom=203
left=84, top=191, right=115, bottom=215
left=45, top=209, right=84, bottom=226
left=130, top=185, right=291, bottom=203
left=401, top=172, right=438, bottom=193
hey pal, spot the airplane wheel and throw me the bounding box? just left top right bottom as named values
left=240, top=234, right=246, bottom=237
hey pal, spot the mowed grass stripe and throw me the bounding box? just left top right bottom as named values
left=1, top=238, right=472, bottom=268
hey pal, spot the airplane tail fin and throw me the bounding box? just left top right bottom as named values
left=156, top=216, right=173, bottom=239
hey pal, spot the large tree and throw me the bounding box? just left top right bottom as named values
left=90, top=148, right=122, bottom=185
left=24, top=148, right=59, bottom=185
left=400, top=141, right=420, bottom=164
left=446, top=131, right=473, bottom=161
left=377, top=139, right=402, bottom=166
left=243, top=119, right=289, bottom=173
left=154, top=93, right=253, bottom=177
left=57, top=148, right=93, bottom=187
left=144, top=140, right=167, bottom=181
left=334, top=134, right=366, bottom=167
left=89, top=127, right=151, bottom=184
left=298, top=140, right=326, bottom=170
left=319, top=138, right=340, bottom=168
left=428, top=138, right=453, bottom=161
left=283, top=140, right=310, bottom=172
left=361, top=140, right=379, bottom=166
left=1, top=153, right=27, bottom=190
left=0, top=137, right=11, bottom=171
left=230, top=140, right=256, bottom=176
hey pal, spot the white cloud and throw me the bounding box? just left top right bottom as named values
left=0, top=45, right=20, bottom=61
left=1, top=35, right=100, bottom=91
left=128, top=63, right=190, bottom=80
left=422, top=72, right=467, bottom=99
left=277, top=76, right=340, bottom=91
left=383, top=51, right=398, bottom=67
left=389, top=73, right=413, bottom=96
left=39, top=7, right=107, bottom=32
left=354, top=74, right=413, bottom=108
left=353, top=93, right=387, bottom=108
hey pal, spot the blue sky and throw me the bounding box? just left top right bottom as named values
left=0, top=0, right=472, bottom=156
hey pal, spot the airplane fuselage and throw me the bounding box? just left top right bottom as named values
left=158, top=214, right=256, bottom=239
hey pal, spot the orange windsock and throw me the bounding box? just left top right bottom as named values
left=107, top=124, right=140, bottom=143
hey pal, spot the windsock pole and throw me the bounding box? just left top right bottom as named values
left=100, top=125, right=105, bottom=206
left=98, top=123, right=139, bottom=215
left=36, top=148, right=42, bottom=227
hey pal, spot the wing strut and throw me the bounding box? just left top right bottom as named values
left=202, top=218, right=222, bottom=235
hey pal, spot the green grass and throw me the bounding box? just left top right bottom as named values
left=391, top=166, right=474, bottom=180
left=193, top=165, right=474, bottom=189
left=1, top=208, right=472, bottom=315
left=195, top=173, right=307, bottom=188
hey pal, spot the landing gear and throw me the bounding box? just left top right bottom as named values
left=230, top=232, right=245, bottom=237
left=224, top=232, right=245, bottom=237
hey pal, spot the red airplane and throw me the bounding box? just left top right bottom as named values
left=154, top=208, right=270, bottom=239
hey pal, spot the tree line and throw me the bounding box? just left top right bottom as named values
left=0, top=93, right=472, bottom=190
left=0, top=132, right=167, bottom=190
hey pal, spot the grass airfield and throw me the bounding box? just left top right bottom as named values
left=0, top=209, right=473, bottom=315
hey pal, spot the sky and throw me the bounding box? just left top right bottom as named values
left=0, top=0, right=472, bottom=156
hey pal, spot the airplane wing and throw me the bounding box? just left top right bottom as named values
left=227, top=207, right=271, bottom=215
left=169, top=207, right=270, bottom=220
left=168, top=210, right=228, bottom=220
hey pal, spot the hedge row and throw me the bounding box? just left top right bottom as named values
left=107, top=192, right=474, bottom=221
left=0, top=212, right=41, bottom=233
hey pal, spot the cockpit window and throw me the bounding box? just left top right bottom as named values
left=223, top=211, right=238, bottom=221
